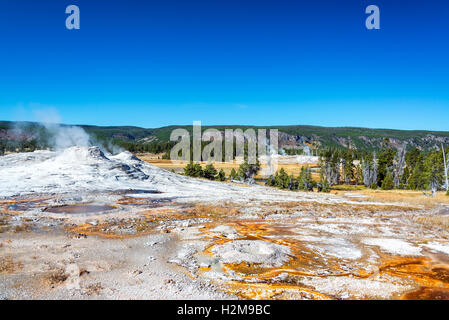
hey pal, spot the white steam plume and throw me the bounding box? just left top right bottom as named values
left=34, top=108, right=92, bottom=150
left=45, top=124, right=91, bottom=150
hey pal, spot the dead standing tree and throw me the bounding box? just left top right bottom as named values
left=362, top=152, right=378, bottom=187
left=319, top=149, right=340, bottom=186
left=442, top=143, right=449, bottom=191
left=393, top=144, right=407, bottom=188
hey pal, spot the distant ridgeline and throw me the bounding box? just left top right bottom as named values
left=1, top=120, right=449, bottom=156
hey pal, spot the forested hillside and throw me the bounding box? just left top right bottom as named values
left=2, top=121, right=449, bottom=155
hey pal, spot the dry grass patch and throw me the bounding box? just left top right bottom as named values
left=134, top=218, right=156, bottom=232
left=41, top=268, right=69, bottom=287
left=85, top=282, right=103, bottom=295
left=361, top=190, right=449, bottom=208
left=331, top=185, right=367, bottom=191
left=0, top=256, right=22, bottom=274
left=415, top=216, right=449, bottom=230
left=0, top=215, right=10, bottom=233
left=262, top=200, right=417, bottom=216
left=14, top=222, right=32, bottom=233
left=0, top=216, right=32, bottom=233
left=67, top=218, right=156, bottom=239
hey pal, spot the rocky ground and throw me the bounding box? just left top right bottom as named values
left=1, top=147, right=449, bottom=300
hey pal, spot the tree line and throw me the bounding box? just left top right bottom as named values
left=266, top=166, right=331, bottom=192
left=0, top=139, right=42, bottom=155
left=116, top=140, right=175, bottom=156
left=183, top=160, right=261, bottom=183
left=181, top=138, right=449, bottom=195
left=318, top=139, right=449, bottom=194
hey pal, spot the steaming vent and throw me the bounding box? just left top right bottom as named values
left=54, top=146, right=109, bottom=164
left=87, top=146, right=108, bottom=160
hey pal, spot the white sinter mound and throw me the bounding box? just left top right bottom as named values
left=0, top=147, right=151, bottom=197
left=211, top=240, right=291, bottom=267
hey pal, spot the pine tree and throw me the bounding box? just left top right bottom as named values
left=377, top=147, right=396, bottom=187
left=355, top=164, right=363, bottom=185
left=273, top=171, right=281, bottom=188
left=298, top=166, right=314, bottom=191
left=217, top=169, right=226, bottom=181
left=276, top=168, right=289, bottom=189
left=291, top=174, right=299, bottom=190
left=183, top=162, right=195, bottom=177
left=408, top=154, right=426, bottom=190
left=381, top=171, right=394, bottom=190
left=400, top=166, right=410, bottom=189
left=203, top=164, right=218, bottom=180
left=229, top=168, right=237, bottom=180
left=237, top=160, right=261, bottom=182
left=405, top=148, right=421, bottom=169
left=265, top=175, right=275, bottom=187
left=317, top=178, right=330, bottom=193
left=342, top=149, right=354, bottom=184
left=282, top=171, right=290, bottom=189
left=423, top=151, right=444, bottom=192
left=287, top=174, right=297, bottom=190
left=194, top=163, right=204, bottom=177
left=184, top=162, right=203, bottom=178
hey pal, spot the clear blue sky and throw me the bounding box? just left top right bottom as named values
left=0, top=0, right=448, bottom=130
